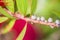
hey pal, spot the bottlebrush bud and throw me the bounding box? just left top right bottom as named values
left=0, top=0, right=7, bottom=7
left=55, top=20, right=60, bottom=27
left=48, top=18, right=53, bottom=23
left=40, top=16, right=45, bottom=22
left=37, top=17, right=40, bottom=21
left=31, top=15, right=36, bottom=20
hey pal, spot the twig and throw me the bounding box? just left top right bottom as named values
left=3, top=8, right=59, bottom=28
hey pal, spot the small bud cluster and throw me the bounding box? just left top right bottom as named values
left=30, top=15, right=60, bottom=28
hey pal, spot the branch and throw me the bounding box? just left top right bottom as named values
left=3, top=8, right=60, bottom=28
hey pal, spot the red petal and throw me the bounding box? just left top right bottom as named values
left=11, top=19, right=26, bottom=40
left=23, top=23, right=36, bottom=40
left=10, top=19, right=37, bottom=40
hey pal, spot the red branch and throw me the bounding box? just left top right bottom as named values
left=3, top=8, right=58, bottom=28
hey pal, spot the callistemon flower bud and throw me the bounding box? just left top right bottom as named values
left=30, top=15, right=36, bottom=24
left=37, top=17, right=40, bottom=21
left=0, top=0, right=7, bottom=7
left=48, top=18, right=53, bottom=23
left=55, top=20, right=60, bottom=27
left=31, top=15, right=36, bottom=20
left=40, top=16, right=45, bottom=21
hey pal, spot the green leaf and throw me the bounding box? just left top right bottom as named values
left=5, top=0, right=14, bottom=13
left=26, top=0, right=37, bottom=16
left=0, top=17, right=8, bottom=23
left=0, top=7, right=13, bottom=18
left=2, top=19, right=16, bottom=34
left=16, top=0, right=28, bottom=16
left=31, top=0, right=37, bottom=15
left=52, top=10, right=60, bottom=18
left=52, top=2, right=60, bottom=18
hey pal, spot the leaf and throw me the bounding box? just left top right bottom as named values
left=52, top=2, right=60, bottom=18
left=26, top=0, right=37, bottom=16
left=2, top=19, right=16, bottom=34
left=52, top=10, right=60, bottom=18
left=0, top=17, right=8, bottom=23
left=31, top=0, right=37, bottom=15
left=0, top=7, right=14, bottom=18
left=16, top=23, right=27, bottom=40
left=16, top=0, right=28, bottom=15
left=5, top=0, right=14, bottom=13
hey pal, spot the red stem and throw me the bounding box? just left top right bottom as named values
left=3, top=8, right=58, bottom=28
